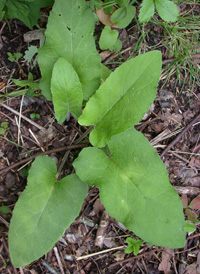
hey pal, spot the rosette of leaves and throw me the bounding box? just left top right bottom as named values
left=8, top=0, right=186, bottom=268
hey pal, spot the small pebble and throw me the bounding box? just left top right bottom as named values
left=66, top=233, right=76, bottom=243
left=7, top=152, right=13, bottom=161
left=0, top=185, right=8, bottom=196
left=5, top=172, right=15, bottom=189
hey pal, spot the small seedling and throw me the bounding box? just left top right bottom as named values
left=12, top=72, right=39, bottom=90
left=99, top=25, right=122, bottom=51
left=7, top=52, right=22, bottom=62
left=12, top=72, right=40, bottom=98
left=125, top=237, right=143, bottom=255
left=24, top=46, right=38, bottom=68
left=0, top=121, right=8, bottom=135
left=30, top=113, right=40, bottom=119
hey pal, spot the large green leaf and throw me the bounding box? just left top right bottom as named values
left=51, top=57, right=83, bottom=123
left=5, top=0, right=54, bottom=29
left=79, top=51, right=162, bottom=147
left=139, top=0, right=155, bottom=23
left=73, top=128, right=185, bottom=248
left=38, top=0, right=101, bottom=101
left=0, top=0, right=6, bottom=10
left=6, top=0, right=30, bottom=27
left=9, top=156, right=87, bottom=267
left=25, top=0, right=54, bottom=28
left=155, top=0, right=179, bottom=23
left=0, top=0, right=6, bottom=21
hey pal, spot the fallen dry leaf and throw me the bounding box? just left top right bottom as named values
left=189, top=157, right=200, bottom=168
left=96, top=9, right=118, bottom=28
left=113, top=250, right=125, bottom=261
left=189, top=176, right=200, bottom=187
left=185, top=263, right=199, bottom=274
left=158, top=248, right=174, bottom=274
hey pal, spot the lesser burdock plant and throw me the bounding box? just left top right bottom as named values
left=8, top=0, right=186, bottom=268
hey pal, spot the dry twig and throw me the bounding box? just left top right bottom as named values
left=0, top=144, right=86, bottom=175
left=1, top=103, right=46, bottom=132
left=161, top=113, right=200, bottom=158
left=95, top=211, right=110, bottom=248
left=53, top=247, right=65, bottom=274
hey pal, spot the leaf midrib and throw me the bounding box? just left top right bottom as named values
left=106, top=154, right=144, bottom=198
left=93, top=55, right=158, bottom=127
left=28, top=180, right=56, bottom=240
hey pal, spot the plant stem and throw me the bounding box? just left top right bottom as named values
left=74, top=126, right=94, bottom=144
left=76, top=246, right=124, bottom=260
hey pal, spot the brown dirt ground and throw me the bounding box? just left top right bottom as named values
left=0, top=3, right=200, bottom=274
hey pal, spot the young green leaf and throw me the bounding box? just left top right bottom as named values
left=113, top=39, right=122, bottom=52
left=0, top=0, right=6, bottom=21
left=38, top=0, right=101, bottom=101
left=139, top=0, right=155, bottom=23
left=111, top=6, right=136, bottom=28
left=9, top=156, right=87, bottom=268
left=73, top=128, right=185, bottom=248
left=51, top=57, right=83, bottom=123
left=0, top=128, right=5, bottom=135
left=25, top=0, right=54, bottom=28
left=125, top=237, right=143, bottom=255
left=12, top=78, right=39, bottom=89
left=1, top=122, right=8, bottom=129
left=155, top=0, right=179, bottom=23
left=24, top=45, right=38, bottom=67
left=103, top=0, right=115, bottom=14
left=110, top=6, right=127, bottom=22
left=90, top=0, right=102, bottom=10
left=30, top=113, right=40, bottom=119
left=7, top=52, right=23, bottom=62
left=6, top=0, right=30, bottom=27
left=0, top=206, right=11, bottom=214
left=79, top=51, right=162, bottom=148
left=0, top=0, right=6, bottom=10
left=0, top=10, right=5, bottom=21
left=99, top=26, right=119, bottom=50
left=184, top=221, right=196, bottom=233
left=116, top=0, right=130, bottom=7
